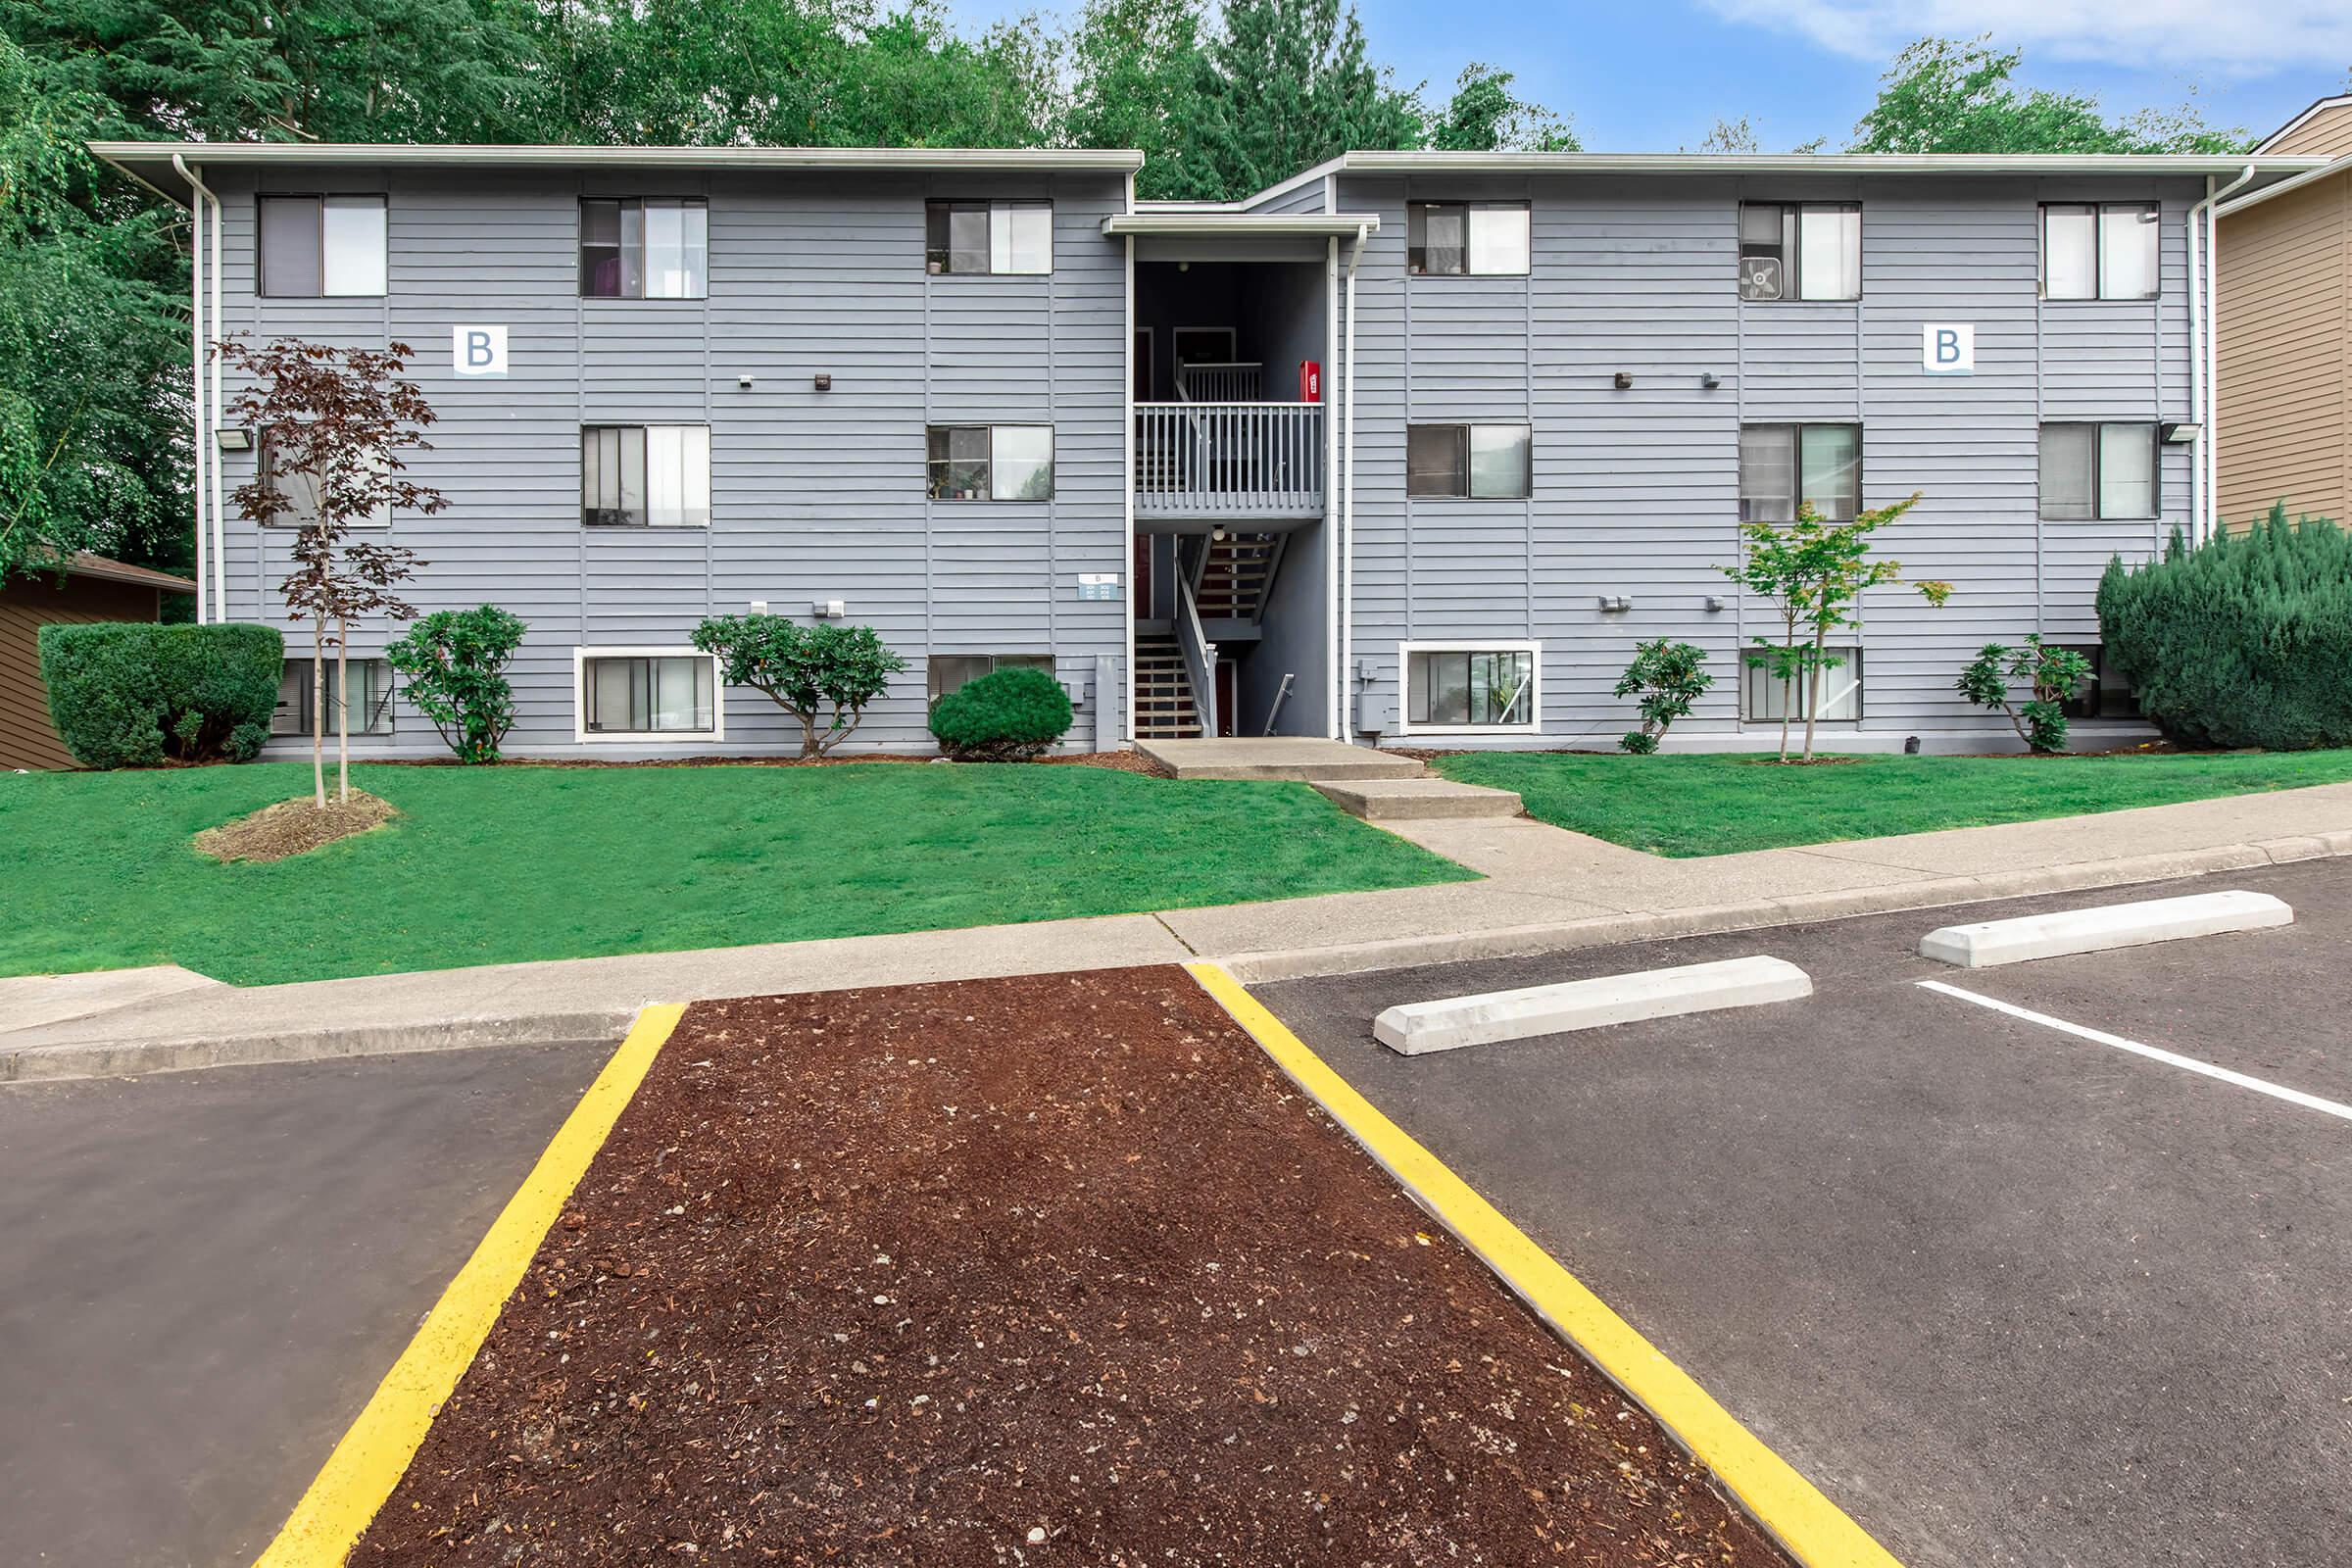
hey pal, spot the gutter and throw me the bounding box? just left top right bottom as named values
left=172, top=155, right=220, bottom=623
left=1339, top=222, right=1368, bottom=743
left=2187, top=163, right=2258, bottom=542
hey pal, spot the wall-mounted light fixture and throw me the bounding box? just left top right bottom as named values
left=812, top=373, right=832, bottom=392
left=1613, top=371, right=1635, bottom=390
left=2161, top=421, right=2201, bottom=444
left=1597, top=594, right=1633, bottom=612
left=214, top=426, right=253, bottom=452
left=737, top=373, right=755, bottom=388
left=813, top=599, right=847, bottom=618
left=1699, top=371, right=1721, bottom=390
left=1703, top=594, right=1726, bottom=612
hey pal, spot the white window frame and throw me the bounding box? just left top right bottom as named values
left=1396, top=640, right=1542, bottom=738
left=1743, top=646, right=1864, bottom=724
left=571, top=646, right=725, bottom=744
left=2039, top=202, right=2161, bottom=301
left=1738, top=202, right=1862, bottom=302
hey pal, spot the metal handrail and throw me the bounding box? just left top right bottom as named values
left=1174, top=547, right=1218, bottom=738
left=1134, top=402, right=1323, bottom=515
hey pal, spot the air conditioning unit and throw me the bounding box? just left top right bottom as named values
left=1738, top=255, right=1784, bottom=301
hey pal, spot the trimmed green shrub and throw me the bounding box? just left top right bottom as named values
left=692, top=615, right=906, bottom=758
left=387, top=606, right=527, bottom=764
left=37, top=622, right=284, bottom=767
left=2096, top=507, right=2352, bottom=751
left=929, top=666, right=1073, bottom=761
left=1612, top=637, right=1714, bottom=755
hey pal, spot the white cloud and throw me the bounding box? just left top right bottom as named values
left=1701, top=0, right=2352, bottom=74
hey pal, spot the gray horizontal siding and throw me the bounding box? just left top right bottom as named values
left=1335, top=170, right=2205, bottom=743
left=207, top=167, right=1130, bottom=756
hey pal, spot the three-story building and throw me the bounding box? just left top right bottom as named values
left=95, top=141, right=2324, bottom=756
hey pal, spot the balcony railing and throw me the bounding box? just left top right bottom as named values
left=1135, top=402, right=1324, bottom=518
left=1175, top=361, right=1264, bottom=402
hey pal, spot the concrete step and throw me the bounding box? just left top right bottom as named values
left=1135, top=737, right=1427, bottom=782
left=1310, top=777, right=1524, bottom=822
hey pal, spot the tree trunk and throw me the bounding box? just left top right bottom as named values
left=1801, top=625, right=1829, bottom=762
left=312, top=623, right=327, bottom=808
left=800, top=710, right=818, bottom=760
left=336, top=619, right=351, bottom=803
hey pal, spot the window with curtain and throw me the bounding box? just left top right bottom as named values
left=259, top=195, right=387, bottom=297
left=1404, top=647, right=1538, bottom=730
left=579, top=199, right=709, bottom=299
left=2038, top=422, right=2158, bottom=519
left=1405, top=423, right=1532, bottom=498
left=925, top=201, right=1053, bottom=274
left=1739, top=424, right=1861, bottom=520
left=1407, top=203, right=1531, bottom=275
left=1738, top=203, right=1860, bottom=301
left=926, top=425, right=1054, bottom=500
left=583, top=656, right=715, bottom=734
left=2041, top=203, right=2159, bottom=300
left=581, top=425, right=710, bottom=526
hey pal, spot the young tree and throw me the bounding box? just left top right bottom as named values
left=1612, top=638, right=1714, bottom=755
left=1956, top=635, right=2094, bottom=755
left=1723, top=496, right=1952, bottom=762
left=221, top=338, right=441, bottom=807
left=691, top=614, right=907, bottom=758
left=387, top=605, right=528, bottom=763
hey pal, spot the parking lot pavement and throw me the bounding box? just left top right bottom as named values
left=1253, top=859, right=2352, bottom=1568
left=0, top=1044, right=604, bottom=1568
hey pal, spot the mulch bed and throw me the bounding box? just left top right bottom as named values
left=357, top=967, right=1788, bottom=1567
left=192, top=790, right=397, bottom=862
left=372, top=751, right=1172, bottom=776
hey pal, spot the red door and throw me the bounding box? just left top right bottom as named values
left=1133, top=535, right=1152, bottom=620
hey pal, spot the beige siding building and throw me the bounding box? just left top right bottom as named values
left=2218, top=97, right=2352, bottom=529
left=0, top=555, right=195, bottom=769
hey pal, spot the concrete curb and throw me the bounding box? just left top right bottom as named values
left=0, top=1008, right=633, bottom=1083
left=1373, top=956, right=1814, bottom=1054
left=1218, top=838, right=2343, bottom=984
left=1919, top=889, right=2294, bottom=967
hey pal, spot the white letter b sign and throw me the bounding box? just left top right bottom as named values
left=453, top=324, right=508, bottom=377
left=1922, top=322, right=1975, bottom=375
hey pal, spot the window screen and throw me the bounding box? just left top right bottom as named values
left=1406, top=424, right=1466, bottom=496
left=583, top=425, right=710, bottom=526
left=272, top=658, right=394, bottom=735
left=927, top=201, right=1051, bottom=274
left=580, top=199, right=707, bottom=298
left=1740, top=424, right=1860, bottom=520
left=260, top=195, right=385, bottom=297
left=2039, top=423, right=2157, bottom=519
left=1409, top=203, right=1528, bottom=275
left=1744, top=649, right=1862, bottom=721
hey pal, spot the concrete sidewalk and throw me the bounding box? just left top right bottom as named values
left=6, top=781, right=2350, bottom=1079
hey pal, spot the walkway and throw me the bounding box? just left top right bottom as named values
left=5, top=780, right=2350, bottom=1078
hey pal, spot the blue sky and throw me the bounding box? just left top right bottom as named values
left=954, top=0, right=2352, bottom=152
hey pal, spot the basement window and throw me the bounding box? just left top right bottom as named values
left=272, top=658, right=394, bottom=737
left=1401, top=644, right=1539, bottom=733
left=579, top=652, right=718, bottom=737
left=927, top=653, right=1055, bottom=705
left=1744, top=648, right=1862, bottom=722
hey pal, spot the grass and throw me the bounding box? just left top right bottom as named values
left=0, top=762, right=1472, bottom=987
left=1431, top=748, right=2352, bottom=858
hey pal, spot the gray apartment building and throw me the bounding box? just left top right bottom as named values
left=95, top=142, right=2325, bottom=757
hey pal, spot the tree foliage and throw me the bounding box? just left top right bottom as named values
left=1612, top=638, right=1714, bottom=755
left=387, top=605, right=527, bottom=763
left=1722, top=496, right=1951, bottom=762
left=692, top=614, right=907, bottom=756
left=1956, top=635, right=2093, bottom=754
left=1851, top=36, right=2249, bottom=155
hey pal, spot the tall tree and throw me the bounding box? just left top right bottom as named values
left=1062, top=0, right=1225, bottom=199
left=1428, top=64, right=1578, bottom=153
left=1187, top=0, right=1427, bottom=198
left=1851, top=36, right=2249, bottom=155
left=0, top=35, right=187, bottom=584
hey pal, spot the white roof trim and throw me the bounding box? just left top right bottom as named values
left=2257, top=94, right=2352, bottom=153
left=2218, top=151, right=2352, bottom=217
left=90, top=140, right=1143, bottom=198
left=1312, top=151, right=2328, bottom=177
left=1102, top=211, right=1379, bottom=237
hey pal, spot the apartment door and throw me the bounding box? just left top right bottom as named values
left=1132, top=534, right=1152, bottom=620
left=1215, top=659, right=1238, bottom=738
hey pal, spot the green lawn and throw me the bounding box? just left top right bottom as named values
left=1432, top=749, right=2352, bottom=858
left=0, top=762, right=1471, bottom=987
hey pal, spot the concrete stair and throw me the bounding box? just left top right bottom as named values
left=1136, top=737, right=1423, bottom=784
left=1310, top=777, right=1525, bottom=822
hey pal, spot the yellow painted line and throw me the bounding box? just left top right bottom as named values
left=1185, top=960, right=1903, bottom=1568
left=253, top=1003, right=687, bottom=1568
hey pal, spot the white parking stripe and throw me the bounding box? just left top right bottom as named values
left=1917, top=980, right=2352, bottom=1126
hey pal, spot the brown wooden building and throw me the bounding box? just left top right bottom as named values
left=2218, top=96, right=2352, bottom=530
left=2, top=554, right=196, bottom=769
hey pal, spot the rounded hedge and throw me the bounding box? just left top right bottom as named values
left=2096, top=509, right=2352, bottom=752
left=928, top=666, right=1073, bottom=761
left=37, top=621, right=284, bottom=767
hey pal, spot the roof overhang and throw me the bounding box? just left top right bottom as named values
left=88, top=140, right=1145, bottom=205
left=1246, top=150, right=2332, bottom=210
left=1102, top=211, right=1379, bottom=237
left=2218, top=152, right=2352, bottom=217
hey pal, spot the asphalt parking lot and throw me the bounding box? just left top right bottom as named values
left=1256, top=858, right=2352, bottom=1568
left=0, top=1043, right=603, bottom=1568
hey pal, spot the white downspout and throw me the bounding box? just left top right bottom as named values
left=2188, top=164, right=2256, bottom=543
left=1323, top=235, right=1340, bottom=738
left=208, top=167, right=224, bottom=620
left=1340, top=223, right=1366, bottom=743
left=173, top=155, right=209, bottom=623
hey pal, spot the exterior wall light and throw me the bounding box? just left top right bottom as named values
left=214, top=427, right=253, bottom=452
left=1700, top=371, right=1721, bottom=390
left=2161, top=421, right=2201, bottom=444
left=1613, top=371, right=1634, bottom=390
left=813, top=373, right=832, bottom=392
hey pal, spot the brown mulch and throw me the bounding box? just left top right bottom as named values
left=192, top=790, right=397, bottom=862
left=376, top=751, right=1171, bottom=775
left=357, top=968, right=1790, bottom=1567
